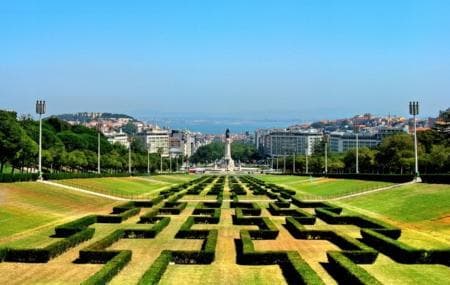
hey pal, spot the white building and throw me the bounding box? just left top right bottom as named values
left=261, top=129, right=323, bottom=157
left=105, top=129, right=130, bottom=148
left=137, top=129, right=170, bottom=156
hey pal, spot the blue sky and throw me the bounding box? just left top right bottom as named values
left=0, top=0, right=449, bottom=120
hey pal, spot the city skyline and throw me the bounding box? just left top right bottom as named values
left=1, top=1, right=450, bottom=118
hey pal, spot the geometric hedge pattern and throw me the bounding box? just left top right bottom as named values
left=0, top=175, right=448, bottom=284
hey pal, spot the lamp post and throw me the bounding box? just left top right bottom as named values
left=128, top=137, right=132, bottom=174
left=355, top=126, right=359, bottom=174
left=147, top=148, right=150, bottom=174
left=97, top=121, right=101, bottom=174
left=293, top=152, right=296, bottom=174
left=35, top=100, right=46, bottom=180
left=409, top=101, right=420, bottom=181
left=305, top=148, right=309, bottom=174
left=324, top=134, right=329, bottom=175
left=283, top=153, right=286, bottom=174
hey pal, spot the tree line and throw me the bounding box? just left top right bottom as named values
left=0, top=110, right=180, bottom=174
left=272, top=131, right=449, bottom=174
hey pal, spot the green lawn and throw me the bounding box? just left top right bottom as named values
left=337, top=183, right=450, bottom=247
left=0, top=182, right=116, bottom=244
left=58, top=175, right=196, bottom=198
left=256, top=174, right=393, bottom=198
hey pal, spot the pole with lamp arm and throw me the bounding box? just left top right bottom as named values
left=97, top=121, right=101, bottom=174
left=324, top=134, right=329, bottom=175
left=409, top=101, right=421, bottom=182
left=355, top=126, right=359, bottom=174
left=128, top=137, right=132, bottom=174
left=35, top=100, right=46, bottom=180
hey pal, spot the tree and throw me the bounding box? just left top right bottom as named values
left=376, top=134, right=417, bottom=174
left=343, top=147, right=376, bottom=173
left=0, top=111, right=35, bottom=173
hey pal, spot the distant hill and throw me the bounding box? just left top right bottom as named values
left=55, top=112, right=135, bottom=122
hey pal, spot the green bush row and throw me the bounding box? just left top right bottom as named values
left=361, top=229, right=450, bottom=265
left=124, top=217, right=170, bottom=238
left=158, top=201, right=187, bottom=215
left=43, top=172, right=130, bottom=180
left=0, top=173, right=38, bottom=183
left=137, top=250, right=172, bottom=285
left=54, top=215, right=97, bottom=237
left=285, top=217, right=378, bottom=264
left=81, top=250, right=132, bottom=285
left=327, top=251, right=381, bottom=285
left=314, top=208, right=401, bottom=239
left=237, top=230, right=324, bottom=284
left=96, top=207, right=140, bottom=223
left=5, top=228, right=95, bottom=263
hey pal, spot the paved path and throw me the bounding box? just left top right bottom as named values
left=38, top=180, right=129, bottom=201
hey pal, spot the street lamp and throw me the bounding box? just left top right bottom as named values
left=128, top=137, right=132, bottom=174
left=305, top=148, right=309, bottom=174
left=147, top=148, right=150, bottom=175
left=35, top=100, right=46, bottom=180
left=409, top=101, right=420, bottom=181
left=97, top=121, right=102, bottom=174
left=293, top=152, right=296, bottom=174
left=324, top=134, right=329, bottom=175
left=355, top=126, right=359, bottom=174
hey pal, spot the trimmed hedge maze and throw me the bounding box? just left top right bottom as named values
left=0, top=175, right=448, bottom=284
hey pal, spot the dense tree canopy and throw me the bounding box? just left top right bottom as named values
left=0, top=111, right=180, bottom=174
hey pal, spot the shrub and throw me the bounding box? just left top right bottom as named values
left=0, top=173, right=38, bottom=183
left=361, top=229, right=450, bottom=265
left=327, top=251, right=382, bottom=285
left=81, top=250, right=132, bottom=285
left=6, top=228, right=95, bottom=263
left=281, top=251, right=325, bottom=285
left=138, top=251, right=172, bottom=285
left=54, top=215, right=97, bottom=237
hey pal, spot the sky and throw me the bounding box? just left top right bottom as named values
left=1, top=0, right=449, bottom=121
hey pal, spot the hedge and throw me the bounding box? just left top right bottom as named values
left=282, top=251, right=325, bottom=285
left=54, top=215, right=97, bottom=237
left=96, top=207, right=140, bottom=223
left=314, top=208, right=401, bottom=239
left=124, top=217, right=171, bottom=238
left=361, top=229, right=450, bottom=265
left=420, top=174, right=450, bottom=184
left=6, top=228, right=95, bottom=263
left=81, top=250, right=132, bottom=285
left=0, top=173, right=38, bottom=183
left=327, top=251, right=382, bottom=285
left=237, top=230, right=325, bottom=284
left=138, top=250, right=172, bottom=285
left=43, top=172, right=130, bottom=180
left=158, top=202, right=187, bottom=215
left=284, top=217, right=378, bottom=264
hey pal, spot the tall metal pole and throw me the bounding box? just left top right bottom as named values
left=97, top=127, right=101, bottom=174
left=293, top=153, right=296, bottom=174
left=283, top=154, right=286, bottom=173
left=38, top=114, right=43, bottom=179
left=147, top=149, right=150, bottom=174
left=324, top=135, right=328, bottom=175
left=409, top=101, right=420, bottom=180
left=356, top=130, right=359, bottom=174
left=169, top=153, right=172, bottom=173
left=305, top=149, right=309, bottom=174
left=160, top=154, right=163, bottom=173
left=36, top=100, right=45, bottom=180
left=128, top=139, right=132, bottom=174
left=276, top=157, right=279, bottom=172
